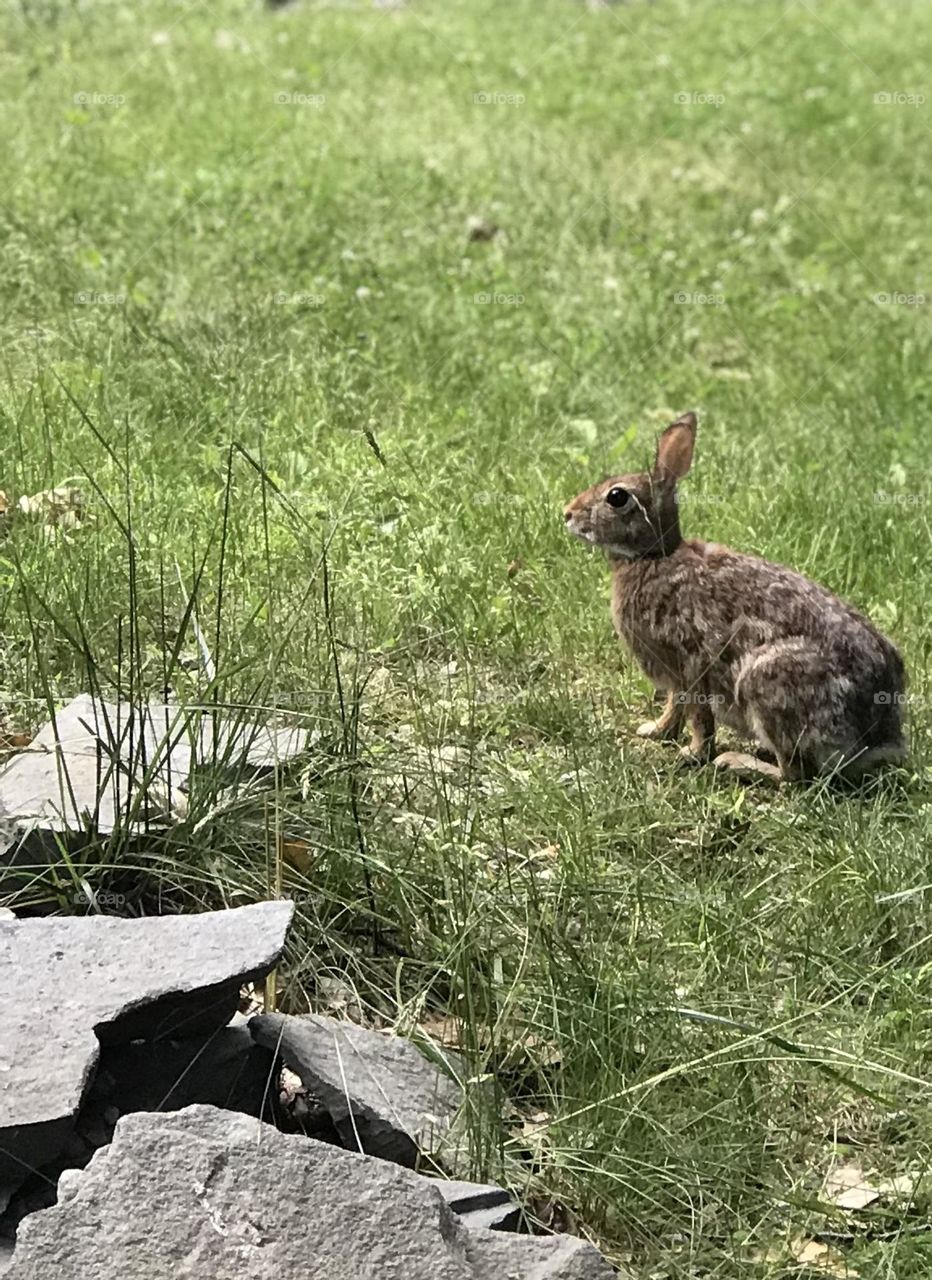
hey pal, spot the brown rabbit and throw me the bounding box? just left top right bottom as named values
left=564, top=413, right=906, bottom=782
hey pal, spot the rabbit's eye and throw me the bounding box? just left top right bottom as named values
left=605, top=487, right=629, bottom=509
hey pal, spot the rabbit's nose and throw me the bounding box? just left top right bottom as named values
left=564, top=509, right=573, bottom=523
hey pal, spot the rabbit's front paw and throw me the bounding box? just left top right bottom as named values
left=679, top=743, right=714, bottom=765
left=637, top=719, right=679, bottom=741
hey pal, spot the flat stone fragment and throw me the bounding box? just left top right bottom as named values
left=5, top=1106, right=614, bottom=1279
left=433, top=1177, right=524, bottom=1231
left=0, top=694, right=308, bottom=857
left=249, top=1012, right=463, bottom=1166
left=0, top=902, right=293, bottom=1192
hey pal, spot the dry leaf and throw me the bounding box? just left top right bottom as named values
left=17, top=482, right=88, bottom=535
left=467, top=215, right=500, bottom=242
left=792, top=1238, right=857, bottom=1277
left=521, top=1109, right=551, bottom=1135
left=419, top=1012, right=468, bottom=1048
left=279, top=835, right=314, bottom=873
left=15, top=481, right=89, bottom=540
left=500, top=1030, right=562, bottom=1070
left=528, top=843, right=560, bottom=861
left=876, top=1172, right=923, bottom=1200
left=0, top=730, right=33, bottom=752
left=823, top=1161, right=881, bottom=1211
left=419, top=1011, right=560, bottom=1072
left=516, top=1110, right=552, bottom=1162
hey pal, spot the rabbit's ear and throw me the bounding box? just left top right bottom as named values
left=654, top=412, right=697, bottom=482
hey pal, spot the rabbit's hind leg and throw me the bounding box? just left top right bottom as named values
left=712, top=750, right=786, bottom=783
left=730, top=639, right=835, bottom=782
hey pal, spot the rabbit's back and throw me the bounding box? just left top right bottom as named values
left=613, top=540, right=904, bottom=737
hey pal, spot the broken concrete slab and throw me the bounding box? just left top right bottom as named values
left=0, top=694, right=308, bottom=861
left=6, top=1106, right=614, bottom=1279
left=0, top=901, right=292, bottom=1195
left=433, top=1177, right=524, bottom=1232
left=249, top=1012, right=463, bottom=1167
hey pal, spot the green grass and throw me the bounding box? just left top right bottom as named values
left=2, top=0, right=932, bottom=1272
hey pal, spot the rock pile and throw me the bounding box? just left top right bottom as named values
left=7, top=1107, right=612, bottom=1279
left=0, top=902, right=614, bottom=1277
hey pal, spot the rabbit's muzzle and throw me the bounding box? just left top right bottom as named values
left=564, top=509, right=595, bottom=545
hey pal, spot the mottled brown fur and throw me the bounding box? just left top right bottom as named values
left=564, top=413, right=906, bottom=782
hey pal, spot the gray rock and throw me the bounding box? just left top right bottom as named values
left=433, top=1178, right=524, bottom=1232
left=0, top=694, right=307, bottom=862
left=0, top=1026, right=279, bottom=1237
left=0, top=902, right=292, bottom=1193
left=249, top=1012, right=462, bottom=1167
left=5, top=1106, right=614, bottom=1279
